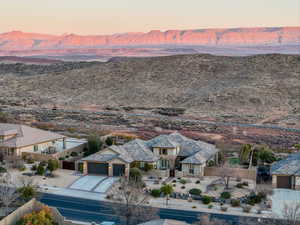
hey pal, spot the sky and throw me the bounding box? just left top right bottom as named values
left=1, top=0, right=299, bottom=35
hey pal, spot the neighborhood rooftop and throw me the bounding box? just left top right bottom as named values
left=83, top=132, right=218, bottom=164
left=271, top=152, right=300, bottom=175
left=0, top=123, right=65, bottom=148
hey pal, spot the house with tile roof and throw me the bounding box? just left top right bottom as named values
left=0, top=123, right=66, bottom=157
left=271, top=152, right=300, bottom=190
left=0, top=123, right=86, bottom=163
left=81, top=132, right=219, bottom=177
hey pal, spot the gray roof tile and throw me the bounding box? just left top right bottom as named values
left=0, top=123, right=65, bottom=148
left=271, top=153, right=300, bottom=175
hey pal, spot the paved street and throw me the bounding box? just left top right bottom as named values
left=39, top=193, right=260, bottom=225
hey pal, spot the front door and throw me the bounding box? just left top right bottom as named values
left=113, top=164, right=125, bottom=176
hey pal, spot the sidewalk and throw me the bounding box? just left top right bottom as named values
left=149, top=197, right=272, bottom=218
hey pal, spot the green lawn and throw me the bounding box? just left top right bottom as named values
left=229, top=157, right=240, bottom=165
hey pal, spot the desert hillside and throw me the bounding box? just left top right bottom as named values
left=0, top=54, right=299, bottom=124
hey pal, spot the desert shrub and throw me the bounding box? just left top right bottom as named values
left=230, top=199, right=240, bottom=207
left=246, top=193, right=263, bottom=205
left=179, top=179, right=187, bottom=184
left=181, top=186, right=186, bottom=189
left=221, top=206, right=228, bottom=212
left=70, top=152, right=78, bottom=157
left=189, top=188, right=202, bottom=196
left=236, top=183, right=244, bottom=188
left=172, top=180, right=177, bottom=183
left=220, top=192, right=231, bottom=199
left=201, top=195, right=212, bottom=205
left=16, top=206, right=57, bottom=225
left=58, top=157, right=65, bottom=161
left=195, top=180, right=200, bottom=184
left=257, top=191, right=267, bottom=200
left=36, top=163, right=45, bottom=175
left=19, top=166, right=26, bottom=172
left=18, top=186, right=36, bottom=201
left=0, top=166, right=7, bottom=173
left=31, top=165, right=37, bottom=171
left=151, top=189, right=161, bottom=198
left=192, top=206, right=197, bottom=209
left=242, top=181, right=249, bottom=186
left=242, top=205, right=252, bottom=213
left=208, top=204, right=213, bottom=209
left=173, top=184, right=176, bottom=187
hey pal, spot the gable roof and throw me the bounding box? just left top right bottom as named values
left=0, top=123, right=65, bottom=148
left=82, top=132, right=218, bottom=165
left=121, top=139, right=159, bottom=162
left=147, top=135, right=180, bottom=148
left=271, top=153, right=300, bottom=175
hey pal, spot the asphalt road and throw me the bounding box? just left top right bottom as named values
left=39, top=193, right=260, bottom=225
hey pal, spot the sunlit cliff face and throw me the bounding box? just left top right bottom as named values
left=0, top=27, right=299, bottom=51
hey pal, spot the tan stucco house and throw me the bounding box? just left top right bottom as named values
left=271, top=152, right=300, bottom=190
left=81, top=132, right=219, bottom=177
left=0, top=123, right=66, bottom=157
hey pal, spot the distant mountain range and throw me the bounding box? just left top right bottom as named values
left=0, top=27, right=299, bottom=60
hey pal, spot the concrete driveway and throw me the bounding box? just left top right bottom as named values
left=69, top=175, right=118, bottom=193
left=69, top=175, right=106, bottom=191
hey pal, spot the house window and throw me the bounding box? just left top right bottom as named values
left=160, top=159, right=169, bottom=170
left=188, top=164, right=194, bottom=174
left=159, top=148, right=168, bottom=155
left=34, top=145, right=38, bottom=152
left=0, top=136, right=3, bottom=143
left=140, top=162, right=145, bottom=168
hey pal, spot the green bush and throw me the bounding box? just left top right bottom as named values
left=195, top=180, right=200, bottom=184
left=0, top=166, right=7, bottom=173
left=144, top=163, right=154, bottom=172
left=189, top=188, right=202, bottom=196
left=19, top=167, right=26, bottom=172
left=70, top=152, right=78, bottom=157
left=201, top=195, right=212, bottom=205
left=179, top=179, right=187, bottom=184
left=246, top=194, right=262, bottom=205
left=181, top=186, right=186, bottom=189
left=160, top=185, right=173, bottom=196
left=31, top=165, right=37, bottom=171
left=151, top=189, right=161, bottom=197
left=208, top=204, right=213, bottom=209
left=220, top=192, right=231, bottom=199
left=236, top=183, right=244, bottom=188
left=230, top=199, right=240, bottom=207
left=36, top=163, right=45, bottom=175
left=58, top=157, right=65, bottom=161
left=105, top=137, right=114, bottom=146
left=47, top=159, right=59, bottom=172
left=18, top=186, right=36, bottom=201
